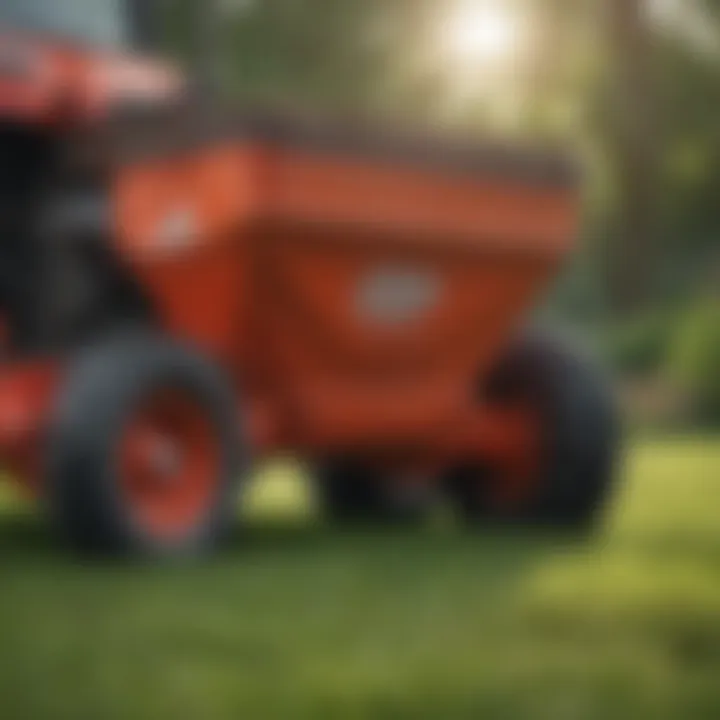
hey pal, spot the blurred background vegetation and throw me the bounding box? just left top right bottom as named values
left=165, top=0, right=719, bottom=430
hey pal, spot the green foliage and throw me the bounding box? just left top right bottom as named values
left=602, top=311, right=676, bottom=377
left=668, top=297, right=720, bottom=423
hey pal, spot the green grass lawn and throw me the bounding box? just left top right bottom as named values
left=0, top=438, right=719, bottom=720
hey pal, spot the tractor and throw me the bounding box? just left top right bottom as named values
left=0, top=0, right=617, bottom=558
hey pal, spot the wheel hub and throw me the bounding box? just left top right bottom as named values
left=119, top=390, right=221, bottom=540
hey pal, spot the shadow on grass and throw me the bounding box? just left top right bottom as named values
left=0, top=509, right=577, bottom=586
left=0, top=513, right=59, bottom=562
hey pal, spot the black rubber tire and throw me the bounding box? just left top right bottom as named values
left=46, top=334, right=245, bottom=559
left=317, top=462, right=434, bottom=525
left=446, top=330, right=619, bottom=530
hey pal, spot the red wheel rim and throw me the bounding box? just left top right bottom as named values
left=118, top=390, right=221, bottom=541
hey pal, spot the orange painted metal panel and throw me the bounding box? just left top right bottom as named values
left=261, top=150, right=579, bottom=254
left=0, top=29, right=181, bottom=126
left=112, top=145, right=258, bottom=358
left=111, top=136, right=579, bottom=453
left=251, top=231, right=559, bottom=449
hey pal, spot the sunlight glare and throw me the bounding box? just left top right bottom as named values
left=443, top=1, right=521, bottom=68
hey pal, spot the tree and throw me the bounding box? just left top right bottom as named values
left=605, top=0, right=658, bottom=315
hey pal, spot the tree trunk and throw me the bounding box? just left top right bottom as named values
left=606, top=0, right=658, bottom=315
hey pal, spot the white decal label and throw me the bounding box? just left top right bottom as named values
left=156, top=208, right=198, bottom=251
left=357, top=268, right=441, bottom=325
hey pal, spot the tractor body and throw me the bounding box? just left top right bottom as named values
left=0, top=2, right=615, bottom=557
